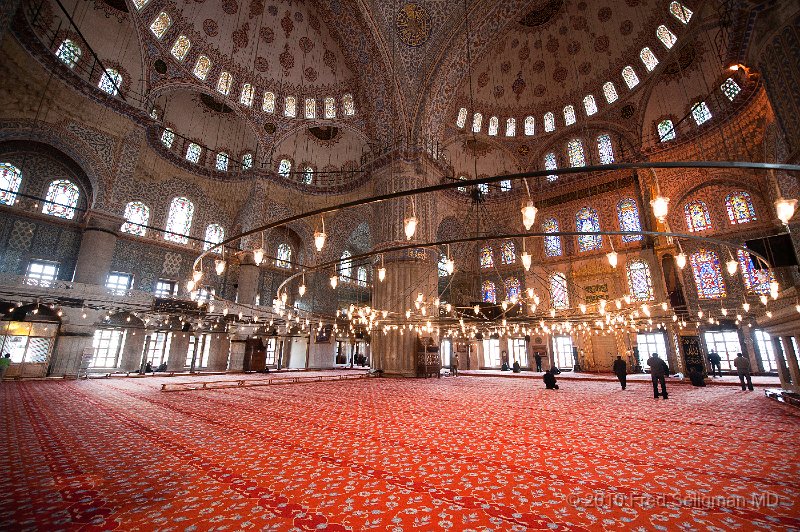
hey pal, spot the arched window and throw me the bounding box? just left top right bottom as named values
left=542, top=218, right=562, bottom=257
left=456, top=107, right=467, bottom=128
left=121, top=201, right=149, bottom=236
left=576, top=207, right=602, bottom=252
left=276, top=243, right=292, bottom=268
left=262, top=91, right=276, bottom=113
left=597, top=134, right=614, bottom=164
left=193, top=55, right=212, bottom=80
left=622, top=66, right=639, bottom=89
left=186, top=143, right=202, bottom=163
left=504, top=277, right=521, bottom=300
left=305, top=98, right=316, bottom=119
left=500, top=179, right=511, bottom=192
left=563, top=105, right=576, bottom=126
left=242, top=153, right=253, bottom=170
left=721, top=78, right=741, bottom=101
left=478, top=182, right=489, bottom=195
left=164, top=197, right=194, bottom=244
left=170, top=35, right=190, bottom=61
left=133, top=0, right=150, bottom=9
left=203, top=224, right=225, bottom=251
left=488, top=116, right=499, bottom=136
left=656, top=25, right=677, bottom=49
left=357, top=266, right=368, bottom=287
left=216, top=72, right=233, bottom=95
left=544, top=112, right=555, bottom=132
left=737, top=249, right=774, bottom=295
left=505, top=118, right=516, bottom=137
left=657, top=119, right=676, bottom=141
left=302, top=166, right=314, bottom=184
left=480, top=246, right=493, bottom=268
left=524, top=116, right=535, bottom=135
left=43, top=179, right=79, bottom=219
left=567, top=138, right=585, bottom=167
left=482, top=280, right=496, bottom=303
left=342, top=93, right=355, bottom=116
left=149, top=11, right=172, bottom=39
left=626, top=259, right=654, bottom=301
left=98, top=68, right=122, bottom=95
left=161, top=128, right=175, bottom=148
left=603, top=82, right=618, bottom=103
left=725, top=191, right=756, bottom=224
left=239, top=83, right=254, bottom=106
left=583, top=95, right=597, bottom=116
left=691, top=101, right=712, bottom=125
left=550, top=272, right=569, bottom=309
left=0, top=163, right=22, bottom=206
left=325, top=97, right=336, bottom=118
left=669, top=1, right=693, bottom=24
left=277, top=159, right=292, bottom=177
left=472, top=112, right=483, bottom=133
left=438, top=254, right=450, bottom=277
left=640, top=47, right=659, bottom=71
left=684, top=200, right=712, bottom=232
left=215, top=152, right=229, bottom=171
left=56, top=39, right=81, bottom=68
left=284, top=96, right=297, bottom=117
left=501, top=241, right=516, bottom=264
left=690, top=249, right=726, bottom=299
left=339, top=250, right=352, bottom=278
left=544, top=152, right=558, bottom=182
left=617, top=198, right=642, bottom=241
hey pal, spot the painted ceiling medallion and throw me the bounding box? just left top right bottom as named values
left=397, top=3, right=431, bottom=47
left=518, top=0, right=563, bottom=27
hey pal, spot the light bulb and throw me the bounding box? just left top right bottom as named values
left=770, top=281, right=779, bottom=300
left=766, top=311, right=773, bottom=318
left=579, top=303, right=587, bottom=313
left=330, top=275, right=338, bottom=289
left=281, top=292, right=288, bottom=304
left=445, top=258, right=455, bottom=275
left=215, top=259, right=226, bottom=275
left=743, top=302, right=750, bottom=312
left=722, top=308, right=728, bottom=316
left=675, top=253, right=687, bottom=269
left=760, top=295, right=768, bottom=305
left=501, top=301, right=508, bottom=311
left=533, top=294, right=541, bottom=305
left=726, top=259, right=738, bottom=276
left=314, top=231, right=327, bottom=251
left=253, top=248, right=265, bottom=265
left=223, top=307, right=229, bottom=316
left=474, top=305, right=480, bottom=315
left=521, top=252, right=532, bottom=271
left=526, top=287, right=534, bottom=298
left=298, top=284, right=306, bottom=297
left=795, top=304, right=800, bottom=314
left=404, top=216, right=418, bottom=240
left=192, top=270, right=203, bottom=283
left=378, top=267, right=386, bottom=282
left=521, top=200, right=538, bottom=230
left=774, top=197, right=797, bottom=224
left=650, top=195, right=670, bottom=223
left=606, top=250, right=618, bottom=268
left=186, top=279, right=196, bottom=292
left=661, top=302, right=668, bottom=311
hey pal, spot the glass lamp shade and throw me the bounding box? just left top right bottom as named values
left=775, top=198, right=797, bottom=224
left=186, top=279, right=196, bottom=292
left=314, top=231, right=327, bottom=251
left=770, top=281, right=779, bottom=299
left=675, top=253, right=687, bottom=269
left=444, top=258, right=455, bottom=275
left=330, top=275, right=338, bottom=289
left=726, top=260, right=738, bottom=276
left=378, top=267, right=386, bottom=282
left=298, top=284, right=306, bottom=297
left=521, top=201, right=538, bottom=230
left=281, top=292, right=288, bottom=304
left=215, top=259, right=226, bottom=275
left=404, top=216, right=418, bottom=240
left=192, top=270, right=203, bottom=283
left=521, top=252, right=532, bottom=271
left=253, top=248, right=265, bottom=265
left=606, top=250, right=618, bottom=268
left=742, top=302, right=750, bottom=312
left=650, top=195, right=670, bottom=223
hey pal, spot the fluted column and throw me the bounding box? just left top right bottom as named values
left=73, top=211, right=124, bottom=286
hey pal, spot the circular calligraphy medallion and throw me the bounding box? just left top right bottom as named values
left=397, top=3, right=431, bottom=47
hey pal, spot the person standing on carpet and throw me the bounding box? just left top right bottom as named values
left=451, top=352, right=459, bottom=377
left=0, top=353, right=10, bottom=381
left=534, top=352, right=542, bottom=372
left=612, top=355, right=627, bottom=390
left=734, top=352, right=754, bottom=391
left=647, top=352, right=669, bottom=399
left=708, top=351, right=722, bottom=378
left=543, top=369, right=559, bottom=390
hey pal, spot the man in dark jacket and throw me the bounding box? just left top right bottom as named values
left=734, top=352, right=754, bottom=391
left=534, top=352, right=543, bottom=372
left=708, top=351, right=722, bottom=377
left=647, top=353, right=669, bottom=399
left=612, top=355, right=627, bottom=390
left=543, top=369, right=559, bottom=390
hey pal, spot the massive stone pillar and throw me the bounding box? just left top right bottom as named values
left=780, top=336, right=800, bottom=392
left=236, top=252, right=260, bottom=306
left=72, top=211, right=124, bottom=286
left=119, top=329, right=145, bottom=372
left=167, top=332, right=189, bottom=372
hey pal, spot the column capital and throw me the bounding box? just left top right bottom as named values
left=82, top=209, right=125, bottom=234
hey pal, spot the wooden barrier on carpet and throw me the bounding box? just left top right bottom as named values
left=161, top=372, right=374, bottom=392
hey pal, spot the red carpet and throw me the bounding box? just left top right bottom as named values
left=2, top=375, right=800, bottom=530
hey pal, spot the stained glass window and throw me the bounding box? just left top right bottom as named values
left=656, top=25, right=677, bottom=49
left=690, top=249, right=726, bottom=299
left=339, top=250, right=352, bottom=278
left=500, top=179, right=511, bottom=192
left=193, top=55, right=212, bottom=80
left=438, top=254, right=449, bottom=277
left=480, top=246, right=493, bottom=268
left=284, top=96, right=297, bottom=117
left=657, top=119, right=675, bottom=141
left=543, top=218, right=562, bottom=257
left=583, top=95, right=598, bottom=116
left=622, top=66, right=639, bottom=89
left=550, top=272, right=569, bottom=309
left=186, top=143, right=201, bottom=163
left=305, top=98, right=316, bottom=119
left=504, top=277, right=521, bottom=300
left=342, top=93, right=355, bottom=116
left=505, top=118, right=516, bottom=137
left=164, top=197, right=194, bottom=244
left=576, top=207, right=602, bottom=252
left=544, top=112, right=555, bottom=132
left=684, top=200, right=712, bottom=232
left=669, top=2, right=693, bottom=24
left=0, top=163, right=22, bottom=205
left=640, top=47, right=659, bottom=71
left=563, top=105, right=576, bottom=126
left=478, top=182, right=489, bottom=195
left=277, top=243, right=292, bottom=268
left=43, top=179, right=79, bottom=219
left=262, top=91, right=275, bottom=113
left=501, top=241, right=516, bottom=264
left=567, top=138, right=585, bottom=167
left=617, top=198, right=642, bottom=241
left=627, top=260, right=654, bottom=301
left=524, top=116, right=535, bottom=135
left=457, top=175, right=467, bottom=193
left=691, top=101, right=712, bottom=125
left=202, top=224, right=224, bottom=251
left=170, top=35, right=190, bottom=61
left=132, top=0, right=150, bottom=10
left=352, top=266, right=366, bottom=287
left=215, top=152, right=229, bottom=171
left=721, top=78, right=741, bottom=101
left=545, top=152, right=558, bottom=182
left=302, top=166, right=314, bottom=185
left=482, top=280, right=496, bottom=303
left=597, top=134, right=614, bottom=164
left=121, top=201, right=149, bottom=236
left=325, top=97, right=336, bottom=119
left=239, top=83, right=254, bottom=106
left=456, top=107, right=467, bottom=128
left=488, top=116, right=499, bottom=136
left=278, top=158, right=291, bottom=177
left=471, top=112, right=483, bottom=133
left=737, top=248, right=773, bottom=295
left=603, top=82, right=618, bottom=103
left=98, top=69, right=122, bottom=95
left=725, top=191, right=756, bottom=224
left=216, top=72, right=233, bottom=95
left=56, top=39, right=81, bottom=68
left=160, top=128, right=175, bottom=148
left=149, top=11, right=172, bottom=39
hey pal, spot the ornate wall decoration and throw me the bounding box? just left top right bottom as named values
left=248, top=0, right=264, bottom=19
left=304, top=67, right=318, bottom=82
left=299, top=36, right=315, bottom=54
left=259, top=27, right=274, bottom=43
left=232, top=23, right=249, bottom=53
left=518, top=0, right=563, bottom=27
left=281, top=11, right=294, bottom=38
left=254, top=56, right=269, bottom=72
left=396, top=3, right=431, bottom=47
left=512, top=72, right=526, bottom=100
left=222, top=0, right=238, bottom=15
left=202, top=19, right=218, bottom=37
left=597, top=7, right=612, bottom=22
left=620, top=19, right=633, bottom=36
left=279, top=43, right=294, bottom=72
